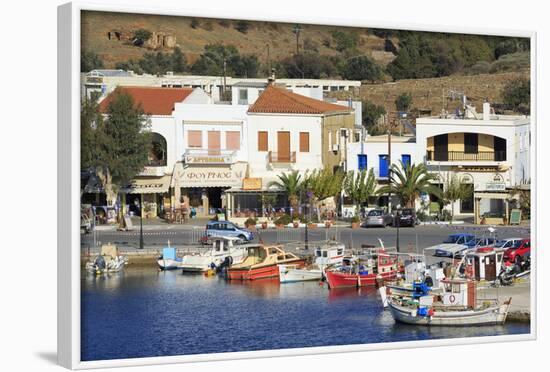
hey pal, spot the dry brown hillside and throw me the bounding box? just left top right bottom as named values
left=331, top=70, right=530, bottom=117
left=81, top=11, right=395, bottom=68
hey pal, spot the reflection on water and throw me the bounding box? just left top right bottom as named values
left=81, top=268, right=529, bottom=361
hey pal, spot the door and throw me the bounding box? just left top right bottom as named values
left=474, top=256, right=480, bottom=281
left=277, top=131, right=291, bottom=161
left=484, top=255, right=497, bottom=281
left=434, top=134, right=448, bottom=161
left=208, top=131, right=221, bottom=155
left=494, top=136, right=507, bottom=161
left=379, top=155, right=389, bottom=177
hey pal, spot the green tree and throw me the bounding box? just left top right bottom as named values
left=441, top=174, right=473, bottom=223
left=343, top=169, right=377, bottom=214
left=85, top=91, right=152, bottom=205
left=394, top=92, right=413, bottom=112
left=191, top=44, right=259, bottom=78
left=80, top=93, right=103, bottom=170
left=331, top=30, right=358, bottom=53
left=362, top=101, right=386, bottom=133
left=267, top=170, right=303, bottom=210
left=133, top=29, right=152, bottom=47
left=280, top=52, right=337, bottom=79
left=378, top=161, right=441, bottom=208
left=170, top=47, right=187, bottom=73
left=234, top=20, right=250, bottom=34
left=342, top=55, right=383, bottom=82
left=502, top=77, right=530, bottom=114
left=303, top=168, right=345, bottom=220
left=81, top=51, right=104, bottom=72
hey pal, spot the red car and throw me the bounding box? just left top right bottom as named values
left=503, top=238, right=531, bottom=264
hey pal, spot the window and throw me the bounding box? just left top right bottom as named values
left=328, top=131, right=332, bottom=151
left=358, top=154, right=367, bottom=170
left=464, top=133, right=478, bottom=154
left=188, top=130, right=202, bottom=148
left=401, top=154, right=411, bottom=168
left=258, top=131, right=268, bottom=151
left=238, top=89, right=248, bottom=104
left=226, top=131, right=240, bottom=150
left=299, top=132, right=310, bottom=152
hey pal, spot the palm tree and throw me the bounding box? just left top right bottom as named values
left=442, top=174, right=473, bottom=223
left=378, top=161, right=441, bottom=209
left=267, top=170, right=303, bottom=210
left=303, top=168, right=345, bottom=220
left=343, top=168, right=377, bottom=215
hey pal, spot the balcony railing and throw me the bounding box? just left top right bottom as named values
left=183, top=149, right=236, bottom=164
left=426, top=150, right=506, bottom=162
left=268, top=151, right=296, bottom=164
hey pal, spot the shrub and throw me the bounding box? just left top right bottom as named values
left=190, top=18, right=200, bottom=29
left=132, top=29, right=152, bottom=47
left=218, top=19, right=231, bottom=28
left=275, top=214, right=292, bottom=225
left=203, top=21, right=214, bottom=31
left=235, top=20, right=250, bottom=34
left=490, top=52, right=530, bottom=73
left=341, top=55, right=383, bottom=82
left=395, top=92, right=413, bottom=112
left=351, top=215, right=361, bottom=223
left=244, top=217, right=257, bottom=226
left=501, top=77, right=530, bottom=114
left=331, top=30, right=359, bottom=52
left=468, top=61, right=491, bottom=75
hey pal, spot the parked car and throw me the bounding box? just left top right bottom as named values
left=394, top=208, right=417, bottom=227
left=503, top=238, right=531, bottom=264
left=362, top=209, right=394, bottom=228
left=457, top=237, right=498, bottom=256
left=493, top=238, right=523, bottom=250
left=205, top=221, right=254, bottom=243
left=427, top=233, right=475, bottom=257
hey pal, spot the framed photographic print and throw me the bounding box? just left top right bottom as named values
left=58, top=1, right=536, bottom=369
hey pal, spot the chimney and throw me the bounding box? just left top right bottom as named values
left=267, top=68, right=276, bottom=85
left=483, top=101, right=491, bottom=121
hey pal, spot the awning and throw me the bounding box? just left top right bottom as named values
left=121, top=175, right=171, bottom=194
left=172, top=162, right=248, bottom=188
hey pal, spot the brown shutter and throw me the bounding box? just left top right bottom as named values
left=226, top=131, right=240, bottom=150
left=258, top=131, right=268, bottom=151
left=299, top=132, right=310, bottom=152
left=277, top=131, right=290, bottom=161
left=188, top=130, right=202, bottom=148
left=208, top=131, right=221, bottom=155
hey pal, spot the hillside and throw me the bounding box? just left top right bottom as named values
left=81, top=11, right=395, bottom=68
left=330, top=70, right=530, bottom=118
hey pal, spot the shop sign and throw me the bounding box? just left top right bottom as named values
left=243, top=178, right=262, bottom=190
left=485, top=182, right=506, bottom=191
left=180, top=167, right=245, bottom=186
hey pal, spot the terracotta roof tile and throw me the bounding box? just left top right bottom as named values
left=248, top=84, right=352, bottom=115
left=99, top=86, right=194, bottom=115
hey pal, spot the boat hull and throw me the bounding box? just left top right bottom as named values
left=278, top=265, right=323, bottom=283
left=157, top=258, right=183, bottom=270
left=228, top=259, right=306, bottom=280
left=388, top=301, right=510, bottom=326
left=325, top=269, right=397, bottom=289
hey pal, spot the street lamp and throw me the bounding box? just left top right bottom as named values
left=134, top=198, right=144, bottom=249
left=395, top=204, right=402, bottom=253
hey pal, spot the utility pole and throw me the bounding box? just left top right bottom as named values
left=222, top=57, right=227, bottom=101
left=292, top=24, right=303, bottom=55
left=387, top=113, right=393, bottom=212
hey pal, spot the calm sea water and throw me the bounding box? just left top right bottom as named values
left=81, top=268, right=529, bottom=361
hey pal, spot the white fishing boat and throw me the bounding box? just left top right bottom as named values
left=85, top=244, right=128, bottom=274
left=181, top=236, right=248, bottom=272
left=278, top=241, right=345, bottom=283
left=387, top=278, right=512, bottom=326
left=157, top=243, right=183, bottom=270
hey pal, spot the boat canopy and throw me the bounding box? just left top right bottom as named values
left=162, top=247, right=177, bottom=260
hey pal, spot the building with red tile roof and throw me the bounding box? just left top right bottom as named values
left=248, top=84, right=352, bottom=115
left=99, top=86, right=194, bottom=115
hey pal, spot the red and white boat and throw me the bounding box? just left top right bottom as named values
left=227, top=245, right=306, bottom=280
left=325, top=248, right=398, bottom=289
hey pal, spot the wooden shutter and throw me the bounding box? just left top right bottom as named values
left=258, top=131, right=268, bottom=151
left=188, top=130, right=202, bottom=148
left=299, top=132, right=310, bottom=152
left=226, top=131, right=240, bottom=150
left=277, top=131, right=291, bottom=161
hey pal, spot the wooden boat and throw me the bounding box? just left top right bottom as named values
left=181, top=236, right=248, bottom=272
left=325, top=248, right=398, bottom=289
left=387, top=278, right=512, bottom=326
left=157, top=244, right=183, bottom=270
left=278, top=264, right=323, bottom=283
left=227, top=245, right=306, bottom=280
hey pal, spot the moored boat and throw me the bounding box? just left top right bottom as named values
left=181, top=236, right=247, bottom=273
left=227, top=245, right=306, bottom=280
left=278, top=264, right=323, bottom=283
left=85, top=243, right=128, bottom=274
left=157, top=245, right=183, bottom=270
left=325, top=248, right=397, bottom=289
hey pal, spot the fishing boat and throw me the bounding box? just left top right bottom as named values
left=278, top=241, right=346, bottom=283
left=227, top=245, right=306, bottom=280
left=157, top=243, right=183, bottom=270
left=181, top=236, right=247, bottom=273
left=85, top=243, right=128, bottom=274
left=325, top=248, right=398, bottom=289
left=387, top=278, right=512, bottom=326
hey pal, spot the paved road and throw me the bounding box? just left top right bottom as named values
left=81, top=224, right=530, bottom=254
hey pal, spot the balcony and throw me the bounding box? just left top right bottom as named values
left=268, top=151, right=296, bottom=164
left=183, top=149, right=236, bottom=164
left=426, top=150, right=506, bottom=163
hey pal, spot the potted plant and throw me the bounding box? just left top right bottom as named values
left=292, top=213, right=301, bottom=228
left=350, top=215, right=361, bottom=229
left=261, top=220, right=268, bottom=229
left=324, top=220, right=332, bottom=228
left=244, top=217, right=257, bottom=230
left=274, top=214, right=291, bottom=229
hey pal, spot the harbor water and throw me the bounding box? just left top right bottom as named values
left=81, top=268, right=529, bottom=361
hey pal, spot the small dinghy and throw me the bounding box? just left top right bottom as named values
left=85, top=244, right=128, bottom=274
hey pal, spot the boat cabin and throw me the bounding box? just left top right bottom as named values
left=314, top=242, right=345, bottom=268
left=236, top=245, right=300, bottom=267
left=463, top=248, right=505, bottom=281
left=439, top=278, right=477, bottom=308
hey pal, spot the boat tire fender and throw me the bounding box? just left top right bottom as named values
left=449, top=294, right=456, bottom=304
